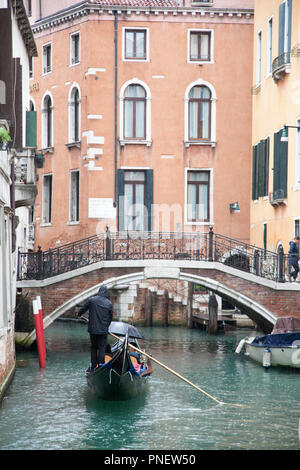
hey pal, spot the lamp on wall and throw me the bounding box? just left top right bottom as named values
left=229, top=202, right=240, bottom=213
left=281, top=124, right=300, bottom=142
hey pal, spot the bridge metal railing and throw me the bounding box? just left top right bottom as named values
left=17, top=228, right=288, bottom=282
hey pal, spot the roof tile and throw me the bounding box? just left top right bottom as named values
left=90, top=0, right=177, bottom=8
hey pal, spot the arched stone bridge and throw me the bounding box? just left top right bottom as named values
left=16, top=230, right=300, bottom=345
left=17, top=254, right=300, bottom=346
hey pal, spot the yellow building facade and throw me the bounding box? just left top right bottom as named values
left=251, top=0, right=300, bottom=257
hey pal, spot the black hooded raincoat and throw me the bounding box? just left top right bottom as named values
left=78, top=285, right=112, bottom=334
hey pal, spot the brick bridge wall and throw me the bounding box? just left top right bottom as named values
left=16, top=263, right=300, bottom=336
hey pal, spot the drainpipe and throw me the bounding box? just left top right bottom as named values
left=113, top=11, right=118, bottom=209
left=39, top=0, right=42, bottom=19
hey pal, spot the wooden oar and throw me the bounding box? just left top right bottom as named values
left=110, top=332, right=249, bottom=408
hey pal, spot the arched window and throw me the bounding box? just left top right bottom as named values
left=42, top=94, right=53, bottom=148
left=69, top=86, right=81, bottom=142
left=124, top=84, right=146, bottom=139
left=188, top=85, right=211, bottom=140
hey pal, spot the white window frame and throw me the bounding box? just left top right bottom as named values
left=69, top=169, right=80, bottom=223
left=41, top=91, right=54, bottom=149
left=267, top=17, right=273, bottom=75
left=294, top=117, right=300, bottom=189
left=256, top=30, right=262, bottom=85
left=187, top=28, right=214, bottom=64
left=122, top=27, right=149, bottom=62
left=42, top=174, right=53, bottom=225
left=184, top=167, right=213, bottom=226
left=42, top=42, right=52, bottom=75
left=184, top=79, right=216, bottom=147
left=119, top=78, right=152, bottom=146
left=70, top=31, right=80, bottom=66
left=68, top=83, right=81, bottom=143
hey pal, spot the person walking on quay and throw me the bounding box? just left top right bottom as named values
left=77, top=285, right=113, bottom=371
left=288, top=236, right=300, bottom=282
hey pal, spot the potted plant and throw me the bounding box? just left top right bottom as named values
left=0, top=126, right=12, bottom=149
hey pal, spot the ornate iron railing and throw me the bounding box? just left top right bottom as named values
left=272, top=52, right=291, bottom=81
left=17, top=229, right=289, bottom=282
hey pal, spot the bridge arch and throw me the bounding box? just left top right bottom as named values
left=25, top=269, right=277, bottom=344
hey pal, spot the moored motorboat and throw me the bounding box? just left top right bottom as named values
left=235, top=316, right=300, bottom=369
left=86, top=322, right=153, bottom=400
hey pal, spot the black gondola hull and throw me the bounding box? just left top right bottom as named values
left=86, top=366, right=149, bottom=401
left=85, top=332, right=152, bottom=400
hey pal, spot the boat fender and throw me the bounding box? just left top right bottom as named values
left=263, top=347, right=271, bottom=368
left=235, top=339, right=246, bottom=354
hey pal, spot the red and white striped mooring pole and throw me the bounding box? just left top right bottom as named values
left=33, top=297, right=46, bottom=368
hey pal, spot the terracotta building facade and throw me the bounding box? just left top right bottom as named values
left=28, top=0, right=254, bottom=251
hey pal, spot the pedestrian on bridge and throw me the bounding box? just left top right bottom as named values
left=288, top=236, right=300, bottom=282
left=77, top=285, right=113, bottom=371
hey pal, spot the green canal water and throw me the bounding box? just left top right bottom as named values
left=0, top=322, right=299, bottom=450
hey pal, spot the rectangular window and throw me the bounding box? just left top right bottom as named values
left=252, top=137, right=269, bottom=200
left=69, top=170, right=80, bottom=222
left=187, top=171, right=210, bottom=222
left=267, top=18, right=273, bottom=74
left=42, top=43, right=52, bottom=74
left=124, top=29, right=147, bottom=60
left=263, top=223, right=267, bottom=259
left=70, top=32, right=80, bottom=65
left=189, top=31, right=211, bottom=62
left=42, top=174, right=53, bottom=224
left=117, top=169, right=153, bottom=231
left=124, top=171, right=145, bottom=231
left=29, top=56, right=33, bottom=79
left=257, top=31, right=262, bottom=84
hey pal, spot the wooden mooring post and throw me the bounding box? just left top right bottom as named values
left=162, top=289, right=169, bottom=327
left=207, top=293, right=218, bottom=334
left=145, top=290, right=153, bottom=327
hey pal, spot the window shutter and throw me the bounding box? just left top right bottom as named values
left=263, top=137, right=269, bottom=197
left=26, top=110, right=37, bottom=147
left=287, top=0, right=293, bottom=53
left=117, top=169, right=125, bottom=231
left=252, top=145, right=258, bottom=200
left=145, top=169, right=153, bottom=231
left=278, top=1, right=285, bottom=55
left=273, top=131, right=280, bottom=195
left=258, top=140, right=264, bottom=197
left=279, top=129, right=288, bottom=198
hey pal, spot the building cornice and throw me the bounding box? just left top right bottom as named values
left=32, top=3, right=253, bottom=33
left=12, top=0, right=38, bottom=56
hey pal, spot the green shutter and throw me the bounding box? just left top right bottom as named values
left=287, top=0, right=293, bottom=53
left=278, top=2, right=285, bottom=56
left=263, top=137, right=269, bottom=197
left=273, top=131, right=280, bottom=195
left=26, top=110, right=37, bottom=147
left=252, top=145, right=258, bottom=200
left=258, top=140, right=264, bottom=197
left=279, top=129, right=288, bottom=198
left=273, top=130, right=288, bottom=199
left=145, top=169, right=153, bottom=231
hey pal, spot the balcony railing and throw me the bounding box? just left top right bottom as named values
left=17, top=229, right=288, bottom=283
left=269, top=189, right=286, bottom=206
left=272, top=52, right=291, bottom=82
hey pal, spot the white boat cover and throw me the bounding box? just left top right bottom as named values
left=272, top=316, right=300, bottom=334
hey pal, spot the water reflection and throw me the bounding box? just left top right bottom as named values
left=0, top=322, right=299, bottom=450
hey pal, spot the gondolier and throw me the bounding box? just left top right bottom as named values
left=78, top=285, right=113, bottom=371
left=288, top=236, right=300, bottom=282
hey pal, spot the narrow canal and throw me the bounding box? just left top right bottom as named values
left=0, top=322, right=299, bottom=450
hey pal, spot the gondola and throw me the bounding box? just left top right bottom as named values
left=85, top=322, right=153, bottom=400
